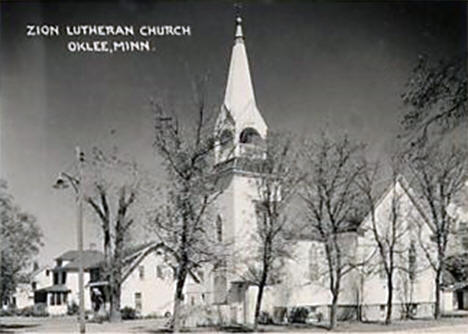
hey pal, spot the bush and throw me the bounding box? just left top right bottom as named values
left=121, top=306, right=137, bottom=320
left=289, top=307, right=309, bottom=323
left=17, top=304, right=49, bottom=317
left=258, top=311, right=273, bottom=325
left=67, top=302, right=79, bottom=315
left=0, top=308, right=14, bottom=317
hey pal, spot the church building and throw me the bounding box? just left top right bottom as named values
left=188, top=13, right=441, bottom=326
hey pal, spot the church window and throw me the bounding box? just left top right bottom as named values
left=197, top=269, right=204, bottom=282
left=378, top=262, right=386, bottom=279
left=219, top=129, right=234, bottom=159
left=309, top=245, right=319, bottom=281
left=214, top=274, right=228, bottom=304
left=239, top=127, right=261, bottom=144
left=216, top=215, right=223, bottom=242
left=462, top=236, right=468, bottom=251
left=408, top=241, right=417, bottom=281
left=459, top=221, right=468, bottom=231
left=156, top=265, right=164, bottom=279
left=135, top=292, right=142, bottom=313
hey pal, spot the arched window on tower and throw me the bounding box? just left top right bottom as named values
left=239, top=127, right=262, bottom=144
left=219, top=129, right=234, bottom=161
left=239, top=127, right=263, bottom=158
left=216, top=215, right=223, bottom=242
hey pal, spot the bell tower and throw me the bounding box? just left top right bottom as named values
left=210, top=13, right=269, bottom=326
left=215, top=15, right=268, bottom=166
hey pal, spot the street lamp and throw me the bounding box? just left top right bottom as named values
left=53, top=147, right=86, bottom=334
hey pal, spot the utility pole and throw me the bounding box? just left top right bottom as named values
left=77, top=146, right=85, bottom=334
left=54, top=147, right=86, bottom=333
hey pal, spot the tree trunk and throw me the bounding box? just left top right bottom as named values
left=385, top=274, right=393, bottom=325
left=434, top=269, right=441, bottom=319
left=110, top=278, right=122, bottom=322
left=253, top=272, right=267, bottom=331
left=172, top=269, right=187, bottom=333
left=330, top=291, right=338, bottom=330
left=109, top=259, right=122, bottom=322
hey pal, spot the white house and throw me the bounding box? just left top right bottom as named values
left=33, top=249, right=103, bottom=315
left=118, top=243, right=200, bottom=318
left=11, top=264, right=52, bottom=310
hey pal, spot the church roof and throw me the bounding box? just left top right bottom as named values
left=222, top=15, right=267, bottom=137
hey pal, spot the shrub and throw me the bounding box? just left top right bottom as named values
left=0, top=308, right=14, bottom=317
left=17, top=304, right=49, bottom=317
left=121, top=306, right=137, bottom=320
left=67, top=302, right=79, bottom=315
left=258, top=311, right=273, bottom=325
left=289, top=307, right=309, bottom=323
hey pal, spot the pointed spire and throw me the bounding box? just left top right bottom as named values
left=222, top=11, right=267, bottom=139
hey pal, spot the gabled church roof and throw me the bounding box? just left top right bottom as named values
left=222, top=15, right=267, bottom=137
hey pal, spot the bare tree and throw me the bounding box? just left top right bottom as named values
left=358, top=159, right=410, bottom=324
left=300, top=134, right=365, bottom=329
left=405, top=143, right=467, bottom=319
left=400, top=55, right=467, bottom=147
left=151, top=83, right=227, bottom=333
left=241, top=133, right=303, bottom=330
left=84, top=146, right=144, bottom=322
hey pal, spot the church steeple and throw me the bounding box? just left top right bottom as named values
left=215, top=13, right=268, bottom=165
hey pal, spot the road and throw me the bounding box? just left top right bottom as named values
left=0, top=316, right=467, bottom=333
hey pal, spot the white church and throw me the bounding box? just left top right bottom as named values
left=178, top=14, right=441, bottom=326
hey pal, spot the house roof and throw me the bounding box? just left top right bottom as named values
left=54, top=250, right=104, bottom=271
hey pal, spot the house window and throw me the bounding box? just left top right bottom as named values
left=55, top=293, right=61, bottom=305
left=139, top=266, right=144, bottom=280
left=61, top=272, right=67, bottom=284
left=135, top=292, right=142, bottom=313
left=53, top=272, right=59, bottom=285
left=50, top=294, right=55, bottom=306
left=216, top=215, right=223, bottom=242
left=32, top=282, right=37, bottom=291
left=156, top=265, right=164, bottom=279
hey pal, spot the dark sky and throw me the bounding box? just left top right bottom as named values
left=1, top=1, right=466, bottom=263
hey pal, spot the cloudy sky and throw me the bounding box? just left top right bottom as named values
left=0, top=1, right=466, bottom=263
